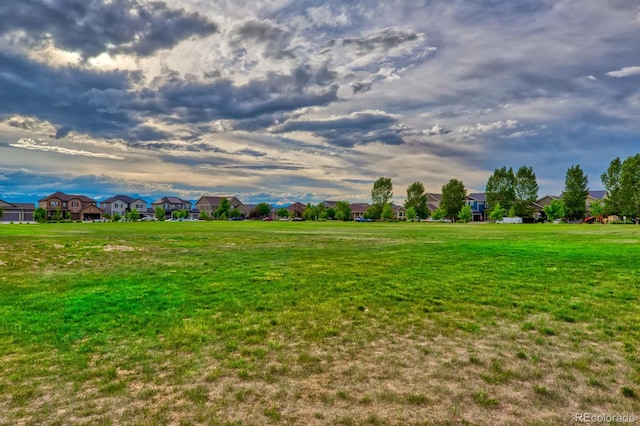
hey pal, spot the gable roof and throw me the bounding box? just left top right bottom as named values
left=349, top=203, right=370, bottom=211
left=427, top=193, right=442, bottom=202
left=153, top=196, right=190, bottom=205
left=39, top=191, right=95, bottom=203
left=588, top=190, right=607, bottom=200
left=468, top=193, right=486, bottom=202
left=101, top=195, right=136, bottom=204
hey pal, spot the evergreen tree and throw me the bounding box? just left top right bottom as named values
left=563, top=165, right=589, bottom=220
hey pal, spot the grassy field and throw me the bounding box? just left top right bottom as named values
left=0, top=221, right=639, bottom=425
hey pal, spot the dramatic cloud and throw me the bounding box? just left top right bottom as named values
left=606, top=66, right=640, bottom=78
left=10, top=138, right=125, bottom=160
left=0, top=0, right=217, bottom=58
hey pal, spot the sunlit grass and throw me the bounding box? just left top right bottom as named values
left=0, top=221, right=639, bottom=424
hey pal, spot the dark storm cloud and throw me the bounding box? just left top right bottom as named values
left=0, top=53, right=139, bottom=135
left=335, top=27, right=420, bottom=54
left=0, top=0, right=217, bottom=58
left=271, top=111, right=406, bottom=147
left=138, top=66, right=339, bottom=125
left=235, top=148, right=267, bottom=157
left=55, top=126, right=73, bottom=139
left=350, top=82, right=372, bottom=94
left=230, top=19, right=294, bottom=59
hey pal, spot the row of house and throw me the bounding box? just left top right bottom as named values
left=0, top=190, right=608, bottom=223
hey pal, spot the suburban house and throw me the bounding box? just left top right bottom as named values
left=426, top=193, right=442, bottom=212
left=195, top=196, right=249, bottom=218
left=0, top=200, right=35, bottom=222
left=467, top=193, right=488, bottom=221
left=533, top=191, right=608, bottom=220
left=392, top=204, right=407, bottom=220
left=100, top=195, right=147, bottom=218
left=586, top=190, right=608, bottom=213
left=286, top=202, right=306, bottom=218
left=38, top=192, right=103, bottom=221
left=151, top=196, right=197, bottom=219
left=349, top=203, right=370, bottom=220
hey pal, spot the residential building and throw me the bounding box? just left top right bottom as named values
left=100, top=195, right=147, bottom=218
left=349, top=203, right=370, bottom=220
left=195, top=196, right=249, bottom=218
left=0, top=200, right=35, bottom=222
left=151, top=196, right=196, bottom=219
left=286, top=202, right=306, bottom=218
left=38, top=192, right=103, bottom=221
left=467, top=193, right=488, bottom=221
left=426, top=193, right=442, bottom=212
left=392, top=204, right=406, bottom=220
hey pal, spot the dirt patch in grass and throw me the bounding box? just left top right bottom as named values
left=102, top=245, right=136, bottom=252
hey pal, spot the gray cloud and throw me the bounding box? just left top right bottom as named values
left=230, top=19, right=294, bottom=59
left=0, top=0, right=217, bottom=58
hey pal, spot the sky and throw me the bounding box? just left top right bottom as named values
left=1, top=0, right=639, bottom=206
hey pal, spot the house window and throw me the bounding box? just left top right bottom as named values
left=62, top=202, right=67, bottom=207
left=72, top=202, right=79, bottom=207
left=50, top=201, right=59, bottom=207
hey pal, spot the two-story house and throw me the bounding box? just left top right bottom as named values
left=151, top=196, right=195, bottom=219
left=38, top=192, right=103, bottom=221
left=467, top=193, right=488, bottom=221
left=195, top=196, right=249, bottom=218
left=100, top=195, right=147, bottom=218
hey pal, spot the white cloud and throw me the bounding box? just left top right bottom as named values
left=606, top=66, right=640, bottom=78
left=9, top=138, right=125, bottom=160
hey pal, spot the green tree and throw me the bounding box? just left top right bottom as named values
left=276, top=207, right=288, bottom=218
left=199, top=210, right=209, bottom=220
left=589, top=200, right=605, bottom=221
left=489, top=202, right=506, bottom=221
left=431, top=208, right=446, bottom=221
left=326, top=207, right=336, bottom=220
left=406, top=206, right=416, bottom=221
left=334, top=201, right=351, bottom=221
left=458, top=204, right=472, bottom=223
left=371, top=177, right=393, bottom=219
left=564, top=165, right=589, bottom=220
left=543, top=199, right=565, bottom=222
left=155, top=206, right=165, bottom=221
left=216, top=198, right=231, bottom=219
left=404, top=181, right=429, bottom=220
left=620, top=154, right=640, bottom=218
left=507, top=206, right=516, bottom=217
left=172, top=210, right=180, bottom=219
left=113, top=212, right=122, bottom=222
left=128, top=208, right=139, bottom=221
left=364, top=205, right=382, bottom=220
left=255, top=202, right=272, bottom=218
left=381, top=204, right=393, bottom=221
left=486, top=166, right=516, bottom=215
left=441, top=179, right=466, bottom=221
left=303, top=204, right=316, bottom=221
left=34, top=207, right=47, bottom=223
left=0, top=207, right=3, bottom=220
left=514, top=166, right=538, bottom=217
left=179, top=209, right=189, bottom=219
left=601, top=157, right=622, bottom=216
left=230, top=208, right=241, bottom=218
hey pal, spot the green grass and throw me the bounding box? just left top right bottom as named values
left=0, top=221, right=639, bottom=424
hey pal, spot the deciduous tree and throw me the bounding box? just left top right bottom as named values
left=458, top=204, right=472, bottom=223
left=620, top=154, right=640, bottom=218
left=514, top=166, right=538, bottom=217
left=489, top=202, right=506, bottom=221
left=543, top=199, right=565, bottom=222
left=441, top=179, right=466, bottom=221
left=371, top=177, right=393, bottom=219
left=255, top=202, right=272, bottom=218
left=486, top=167, right=515, bottom=214
left=155, top=206, right=165, bottom=221
left=404, top=181, right=429, bottom=220
left=601, top=157, right=622, bottom=216
left=334, top=201, right=351, bottom=221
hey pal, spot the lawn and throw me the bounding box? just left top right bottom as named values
left=0, top=221, right=639, bottom=425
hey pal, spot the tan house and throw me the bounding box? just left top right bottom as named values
left=349, top=203, right=370, bottom=220
left=38, top=192, right=103, bottom=221
left=151, top=196, right=195, bottom=219
left=392, top=204, right=406, bottom=220
left=196, top=196, right=249, bottom=218
left=0, top=199, right=35, bottom=222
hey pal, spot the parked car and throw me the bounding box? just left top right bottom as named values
left=292, top=217, right=305, bottom=221
left=262, top=217, right=273, bottom=221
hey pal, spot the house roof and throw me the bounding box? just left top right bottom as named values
left=427, top=193, right=442, bottom=202
left=153, top=196, right=190, bottom=205
left=0, top=200, right=34, bottom=210
left=101, top=195, right=137, bottom=204
left=39, top=191, right=95, bottom=203
left=286, top=202, right=306, bottom=211
left=321, top=200, right=338, bottom=208
left=197, top=195, right=246, bottom=208
left=468, top=193, right=486, bottom=202
left=588, top=190, right=607, bottom=200
left=349, top=203, right=370, bottom=211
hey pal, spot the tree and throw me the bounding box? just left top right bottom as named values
left=458, top=204, right=472, bottom=223
left=564, top=165, right=589, bottom=221
left=601, top=157, right=622, bottom=216
left=230, top=208, right=241, bottom=218
left=112, top=213, right=122, bottom=222
left=589, top=200, right=605, bottom=221
left=364, top=205, right=382, bottom=220
left=406, top=206, right=416, bottom=221
left=179, top=209, right=189, bottom=219
left=172, top=210, right=180, bottom=219
left=255, top=202, right=272, bottom=218
left=489, top=202, right=506, bottom=221
left=275, top=207, right=287, bottom=218
left=199, top=210, right=209, bottom=220
left=514, top=166, right=538, bottom=217
left=431, top=208, right=446, bottom=220
left=128, top=208, right=139, bottom=221
left=371, top=177, right=393, bottom=219
left=404, top=181, right=429, bottom=220
left=326, top=207, right=336, bottom=220
left=441, top=179, right=466, bottom=221
left=34, top=207, right=47, bottom=223
left=485, top=167, right=515, bottom=215
left=381, top=204, right=393, bottom=221
left=0, top=207, right=3, bottom=220
left=303, top=204, right=316, bottom=221
left=543, top=199, right=565, bottom=222
left=155, top=207, right=166, bottom=221
left=620, top=154, right=640, bottom=218
left=334, top=201, right=351, bottom=221
left=214, top=198, right=230, bottom=219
